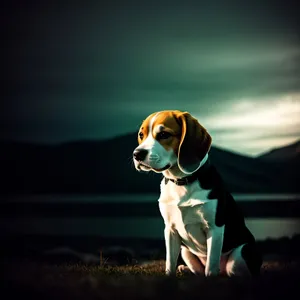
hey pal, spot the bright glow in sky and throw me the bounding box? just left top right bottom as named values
left=200, top=93, right=300, bottom=155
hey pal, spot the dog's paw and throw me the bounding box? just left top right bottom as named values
left=165, top=271, right=176, bottom=277
left=177, top=265, right=191, bottom=274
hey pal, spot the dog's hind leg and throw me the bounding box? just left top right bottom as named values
left=178, top=246, right=205, bottom=275
left=226, top=243, right=262, bottom=277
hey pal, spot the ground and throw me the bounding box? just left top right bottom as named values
left=1, top=259, right=299, bottom=300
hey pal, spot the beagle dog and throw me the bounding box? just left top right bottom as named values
left=133, top=110, right=262, bottom=277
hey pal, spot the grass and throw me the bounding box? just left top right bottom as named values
left=2, top=259, right=300, bottom=300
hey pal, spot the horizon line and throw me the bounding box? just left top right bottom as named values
left=1, top=133, right=299, bottom=159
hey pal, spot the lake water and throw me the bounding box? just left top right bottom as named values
left=1, top=193, right=300, bottom=241
left=3, top=193, right=300, bottom=203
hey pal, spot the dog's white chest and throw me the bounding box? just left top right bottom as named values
left=158, top=180, right=218, bottom=256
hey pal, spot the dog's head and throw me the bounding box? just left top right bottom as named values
left=133, top=110, right=212, bottom=174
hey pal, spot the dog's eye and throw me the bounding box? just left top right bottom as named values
left=139, top=132, right=144, bottom=139
left=157, top=131, right=172, bottom=140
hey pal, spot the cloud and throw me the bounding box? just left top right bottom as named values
left=201, top=93, right=300, bottom=155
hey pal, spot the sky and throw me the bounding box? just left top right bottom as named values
left=2, top=0, right=300, bottom=156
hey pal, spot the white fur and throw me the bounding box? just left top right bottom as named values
left=159, top=158, right=223, bottom=276
left=158, top=173, right=250, bottom=276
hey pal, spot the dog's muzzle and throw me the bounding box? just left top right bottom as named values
left=133, top=149, right=171, bottom=172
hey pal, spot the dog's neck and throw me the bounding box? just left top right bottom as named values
left=163, top=153, right=209, bottom=180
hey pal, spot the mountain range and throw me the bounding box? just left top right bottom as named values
left=0, top=134, right=299, bottom=194
left=257, top=140, right=300, bottom=162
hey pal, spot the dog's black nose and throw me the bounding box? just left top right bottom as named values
left=133, top=149, right=148, bottom=161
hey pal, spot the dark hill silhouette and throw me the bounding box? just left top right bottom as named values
left=0, top=134, right=298, bottom=194
left=257, top=140, right=300, bottom=162
left=256, top=139, right=300, bottom=192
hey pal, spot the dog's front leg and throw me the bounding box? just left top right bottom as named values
left=164, top=226, right=181, bottom=276
left=205, top=225, right=224, bottom=277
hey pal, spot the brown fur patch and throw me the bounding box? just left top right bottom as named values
left=137, top=112, right=157, bottom=144
left=138, top=111, right=183, bottom=152
left=152, top=111, right=182, bottom=152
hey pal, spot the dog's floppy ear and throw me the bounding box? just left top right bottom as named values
left=176, top=112, right=212, bottom=174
